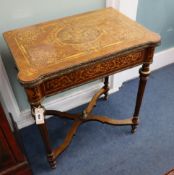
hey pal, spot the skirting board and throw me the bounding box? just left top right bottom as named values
left=17, top=47, right=174, bottom=129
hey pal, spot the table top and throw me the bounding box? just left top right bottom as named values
left=3, top=8, right=160, bottom=85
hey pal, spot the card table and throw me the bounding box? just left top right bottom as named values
left=4, top=8, right=160, bottom=168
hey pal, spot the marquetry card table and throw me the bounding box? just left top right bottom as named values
left=3, top=8, right=160, bottom=169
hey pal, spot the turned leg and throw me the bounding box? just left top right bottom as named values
left=104, top=76, right=110, bottom=100
left=131, top=63, right=150, bottom=133
left=31, top=105, right=56, bottom=168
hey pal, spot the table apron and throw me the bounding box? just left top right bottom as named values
left=25, top=47, right=154, bottom=105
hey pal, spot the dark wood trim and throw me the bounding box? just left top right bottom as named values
left=0, top=103, right=32, bottom=174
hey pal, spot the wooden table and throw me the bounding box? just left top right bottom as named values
left=3, top=8, right=160, bottom=169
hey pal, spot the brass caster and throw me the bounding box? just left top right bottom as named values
left=51, top=164, right=57, bottom=169
left=49, top=160, right=57, bottom=169
left=48, top=153, right=57, bottom=169
left=131, top=125, right=137, bottom=134
left=104, top=94, right=109, bottom=101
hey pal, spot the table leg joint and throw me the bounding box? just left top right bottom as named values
left=82, top=87, right=107, bottom=119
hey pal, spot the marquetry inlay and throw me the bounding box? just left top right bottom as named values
left=24, top=49, right=145, bottom=105
left=57, top=25, right=101, bottom=44
left=3, top=7, right=161, bottom=169
left=44, top=50, right=145, bottom=95
left=3, top=8, right=160, bottom=85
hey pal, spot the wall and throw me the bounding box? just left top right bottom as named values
left=137, top=0, right=174, bottom=51
left=0, top=0, right=106, bottom=111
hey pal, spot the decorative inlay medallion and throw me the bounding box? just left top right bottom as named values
left=57, top=25, right=101, bottom=44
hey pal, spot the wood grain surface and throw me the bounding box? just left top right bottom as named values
left=3, top=8, right=160, bottom=85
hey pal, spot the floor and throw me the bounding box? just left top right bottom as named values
left=21, top=63, right=174, bottom=175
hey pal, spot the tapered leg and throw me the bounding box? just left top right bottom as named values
left=31, top=106, right=56, bottom=168
left=131, top=63, right=150, bottom=133
left=104, top=76, right=110, bottom=100
left=38, top=124, right=56, bottom=168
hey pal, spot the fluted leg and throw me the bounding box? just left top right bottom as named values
left=103, top=76, right=109, bottom=100
left=31, top=105, right=56, bottom=168
left=131, top=63, right=150, bottom=133
left=38, top=124, right=56, bottom=168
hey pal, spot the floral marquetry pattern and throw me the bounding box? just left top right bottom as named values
left=26, top=85, right=45, bottom=105
left=25, top=50, right=145, bottom=104
left=43, top=50, right=145, bottom=96
left=3, top=8, right=160, bottom=84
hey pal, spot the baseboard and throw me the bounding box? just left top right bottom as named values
left=17, top=47, right=174, bottom=129
left=111, top=47, right=174, bottom=91
left=151, top=47, right=174, bottom=70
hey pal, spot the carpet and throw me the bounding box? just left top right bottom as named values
left=20, top=63, right=174, bottom=175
